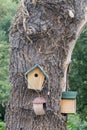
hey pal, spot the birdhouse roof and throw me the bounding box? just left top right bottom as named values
left=62, top=91, right=77, bottom=99
left=33, top=97, right=46, bottom=104
left=24, top=64, right=49, bottom=79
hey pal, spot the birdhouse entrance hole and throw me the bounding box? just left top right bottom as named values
left=43, top=103, right=46, bottom=110
left=34, top=73, right=38, bottom=77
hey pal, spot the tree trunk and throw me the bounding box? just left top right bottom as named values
left=5, top=0, right=87, bottom=130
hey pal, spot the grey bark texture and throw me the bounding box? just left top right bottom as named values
left=5, top=0, right=87, bottom=130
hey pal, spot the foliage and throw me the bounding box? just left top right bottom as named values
left=69, top=27, right=87, bottom=121
left=0, top=0, right=18, bottom=120
left=0, top=0, right=87, bottom=127
left=0, top=0, right=18, bottom=41
left=67, top=114, right=87, bottom=130
left=0, top=122, right=5, bottom=130
left=0, top=42, right=10, bottom=105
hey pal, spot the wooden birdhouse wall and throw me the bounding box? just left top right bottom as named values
left=27, top=68, right=45, bottom=90
left=61, top=99, right=76, bottom=114
left=33, top=104, right=45, bottom=115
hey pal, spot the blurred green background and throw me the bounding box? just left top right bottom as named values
left=0, top=0, right=87, bottom=129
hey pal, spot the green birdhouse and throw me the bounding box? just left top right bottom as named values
left=61, top=91, right=77, bottom=114
left=25, top=64, right=49, bottom=91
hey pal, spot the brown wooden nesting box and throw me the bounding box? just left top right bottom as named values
left=33, top=97, right=46, bottom=115
left=25, top=64, right=48, bottom=91
left=61, top=91, right=77, bottom=114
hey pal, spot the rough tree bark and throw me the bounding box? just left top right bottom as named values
left=5, top=0, right=87, bottom=130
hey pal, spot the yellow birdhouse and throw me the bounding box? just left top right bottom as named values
left=61, top=91, right=77, bottom=114
left=25, top=64, right=49, bottom=91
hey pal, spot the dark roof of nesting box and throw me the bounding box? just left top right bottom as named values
left=62, top=91, right=77, bottom=99
left=33, top=97, right=46, bottom=104
left=24, top=64, right=49, bottom=79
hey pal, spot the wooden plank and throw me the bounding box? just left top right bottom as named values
left=61, top=99, right=76, bottom=114
left=27, top=68, right=45, bottom=90
left=33, top=104, right=45, bottom=115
